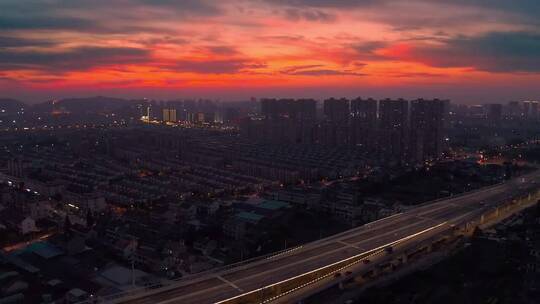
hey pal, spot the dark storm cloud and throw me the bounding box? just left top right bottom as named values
left=265, top=0, right=380, bottom=8
left=0, top=13, right=160, bottom=34
left=445, top=0, right=540, bottom=22
left=281, top=65, right=364, bottom=76
left=133, top=37, right=189, bottom=47
left=165, top=59, right=264, bottom=74
left=265, top=0, right=540, bottom=27
left=286, top=69, right=365, bottom=76
left=353, top=41, right=388, bottom=53
left=0, top=16, right=99, bottom=32
left=282, top=64, right=325, bottom=72
left=0, top=36, right=58, bottom=48
left=352, top=41, right=389, bottom=60
left=0, top=1, right=95, bottom=31
left=0, top=0, right=222, bottom=15
left=134, top=0, right=222, bottom=15
left=389, top=72, right=445, bottom=78
left=205, top=46, right=240, bottom=56
left=283, top=8, right=337, bottom=22
left=0, top=46, right=151, bottom=72
left=0, top=0, right=223, bottom=33
left=266, top=0, right=539, bottom=14
left=410, top=32, right=540, bottom=73
left=0, top=14, right=183, bottom=35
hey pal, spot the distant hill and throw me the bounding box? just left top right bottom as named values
left=0, top=98, right=26, bottom=112
left=31, top=96, right=140, bottom=114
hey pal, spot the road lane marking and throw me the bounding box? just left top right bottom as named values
left=337, top=240, right=361, bottom=249
left=365, top=212, right=403, bottom=226
left=265, top=246, right=303, bottom=260
left=216, top=276, right=243, bottom=292
left=213, top=222, right=448, bottom=304
left=417, top=203, right=456, bottom=217
left=223, top=221, right=433, bottom=287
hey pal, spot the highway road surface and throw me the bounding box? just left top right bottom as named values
left=110, top=170, right=540, bottom=304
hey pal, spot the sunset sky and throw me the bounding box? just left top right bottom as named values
left=1, top=0, right=539, bottom=103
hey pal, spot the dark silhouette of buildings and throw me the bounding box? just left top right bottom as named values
left=379, top=99, right=408, bottom=162
left=530, top=102, right=539, bottom=120
left=323, top=98, right=350, bottom=122
left=242, top=97, right=450, bottom=164
left=409, top=99, right=449, bottom=163
left=261, top=98, right=316, bottom=121
left=350, top=98, right=378, bottom=151
left=486, top=103, right=503, bottom=125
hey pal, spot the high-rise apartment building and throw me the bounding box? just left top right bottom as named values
left=409, top=99, right=448, bottom=163
left=162, top=108, right=177, bottom=122
left=379, top=98, right=408, bottom=162
left=507, top=101, right=521, bottom=119
left=350, top=98, right=378, bottom=150
left=319, top=98, right=350, bottom=146
left=255, top=99, right=318, bottom=144
left=523, top=101, right=532, bottom=119
left=260, top=98, right=315, bottom=121
left=530, top=101, right=539, bottom=120
left=294, top=99, right=317, bottom=121
left=323, top=98, right=350, bottom=122
left=486, top=103, right=502, bottom=125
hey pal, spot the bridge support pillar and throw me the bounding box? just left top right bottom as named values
left=480, top=215, right=485, bottom=224
left=400, top=254, right=408, bottom=264
left=339, top=282, right=344, bottom=290
left=464, top=222, right=470, bottom=233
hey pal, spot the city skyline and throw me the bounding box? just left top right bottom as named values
left=1, top=2, right=539, bottom=303
left=1, top=0, right=540, bottom=103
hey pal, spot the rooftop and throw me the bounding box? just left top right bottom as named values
left=258, top=200, right=290, bottom=211
left=235, top=212, right=264, bottom=224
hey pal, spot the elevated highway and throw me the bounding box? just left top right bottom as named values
left=99, top=170, right=540, bottom=304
